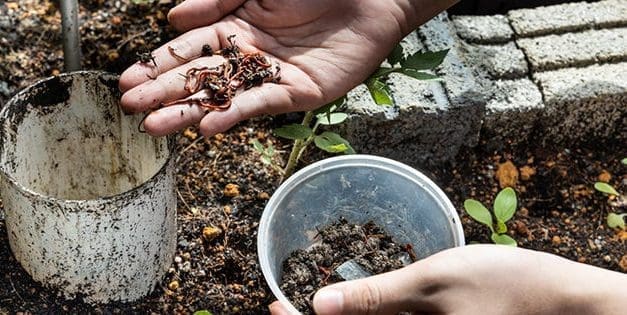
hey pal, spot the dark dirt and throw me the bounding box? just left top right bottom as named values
left=280, top=219, right=412, bottom=315
left=0, top=1, right=625, bottom=314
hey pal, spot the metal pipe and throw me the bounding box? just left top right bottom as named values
left=60, top=0, right=81, bottom=71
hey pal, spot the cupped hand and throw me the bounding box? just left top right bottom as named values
left=119, top=0, right=450, bottom=136
left=269, top=245, right=626, bottom=315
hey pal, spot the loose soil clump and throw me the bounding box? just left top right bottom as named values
left=280, top=218, right=414, bottom=314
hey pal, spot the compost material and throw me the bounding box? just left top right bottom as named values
left=280, top=219, right=414, bottom=314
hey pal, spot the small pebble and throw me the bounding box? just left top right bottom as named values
left=203, top=226, right=223, bottom=241
left=619, top=255, right=627, bottom=272
left=551, top=235, right=562, bottom=246
left=174, top=256, right=182, bottom=264
left=257, top=191, right=270, bottom=200
left=224, top=183, right=240, bottom=197
left=183, top=128, right=198, bottom=140
left=168, top=280, right=179, bottom=291
left=597, top=170, right=612, bottom=183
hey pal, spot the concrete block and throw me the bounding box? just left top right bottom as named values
left=517, top=27, right=627, bottom=71
left=507, top=1, right=626, bottom=37
left=533, top=62, right=627, bottom=143
left=451, top=15, right=514, bottom=44
left=481, top=79, right=544, bottom=147
left=338, top=13, right=485, bottom=166
left=588, top=0, right=627, bottom=28
left=340, top=77, right=472, bottom=166
left=418, top=13, right=485, bottom=146
left=463, top=42, right=528, bottom=79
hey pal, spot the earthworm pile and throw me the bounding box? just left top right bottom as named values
left=164, top=35, right=281, bottom=110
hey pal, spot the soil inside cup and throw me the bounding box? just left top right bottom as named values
left=279, top=218, right=416, bottom=314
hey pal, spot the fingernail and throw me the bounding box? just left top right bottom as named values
left=313, top=288, right=343, bottom=315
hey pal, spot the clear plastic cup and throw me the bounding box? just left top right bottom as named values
left=258, top=154, right=464, bottom=313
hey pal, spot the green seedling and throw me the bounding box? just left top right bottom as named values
left=273, top=96, right=355, bottom=178
left=606, top=213, right=626, bottom=230
left=464, top=187, right=518, bottom=246
left=255, top=44, right=448, bottom=180
left=594, top=175, right=626, bottom=231
left=251, top=139, right=284, bottom=174
left=365, top=47, right=447, bottom=106
left=193, top=311, right=213, bottom=315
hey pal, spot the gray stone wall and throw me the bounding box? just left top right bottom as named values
left=340, top=0, right=626, bottom=166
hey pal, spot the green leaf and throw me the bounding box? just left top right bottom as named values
left=274, top=124, right=313, bottom=140
left=371, top=67, right=400, bottom=79
left=317, top=112, right=348, bottom=125
left=251, top=139, right=264, bottom=153
left=496, top=220, right=507, bottom=234
left=366, top=78, right=393, bottom=106
left=463, top=199, right=494, bottom=232
left=622, top=158, right=627, bottom=165
left=387, top=43, right=404, bottom=65
left=193, top=311, right=213, bottom=315
left=607, top=213, right=626, bottom=230
left=314, top=132, right=355, bottom=154
left=494, top=187, right=517, bottom=223
left=400, top=49, right=449, bottom=71
left=491, top=233, right=517, bottom=247
left=313, top=96, right=346, bottom=116
left=594, top=182, right=619, bottom=196
left=398, top=68, right=441, bottom=81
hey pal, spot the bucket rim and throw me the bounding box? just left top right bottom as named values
left=0, top=70, right=176, bottom=206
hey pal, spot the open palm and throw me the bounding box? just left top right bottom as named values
left=119, top=0, right=448, bottom=136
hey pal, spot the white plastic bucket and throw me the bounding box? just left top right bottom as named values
left=0, top=71, right=177, bottom=303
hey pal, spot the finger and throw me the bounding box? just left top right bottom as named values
left=119, top=26, right=222, bottom=92
left=268, top=301, right=299, bottom=315
left=312, top=262, right=435, bottom=315
left=167, top=0, right=245, bottom=32
left=197, top=83, right=294, bottom=137
left=120, top=55, right=225, bottom=114
left=142, top=103, right=207, bottom=137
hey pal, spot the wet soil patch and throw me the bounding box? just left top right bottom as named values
left=280, top=219, right=412, bottom=315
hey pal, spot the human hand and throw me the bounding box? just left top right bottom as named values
left=269, top=245, right=626, bottom=315
left=119, top=0, right=454, bottom=137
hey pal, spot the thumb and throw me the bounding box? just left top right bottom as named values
left=312, top=262, right=432, bottom=315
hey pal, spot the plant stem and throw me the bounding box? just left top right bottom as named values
left=282, top=111, right=315, bottom=179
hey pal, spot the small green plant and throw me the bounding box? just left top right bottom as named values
left=606, top=213, right=626, bottom=230
left=251, top=139, right=284, bottom=174
left=464, top=187, right=518, bottom=246
left=272, top=96, right=355, bottom=177
left=193, top=311, right=213, bottom=315
left=253, top=44, right=448, bottom=179
left=593, top=161, right=626, bottom=230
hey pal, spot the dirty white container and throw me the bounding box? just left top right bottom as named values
left=0, top=71, right=177, bottom=303
left=258, top=155, right=465, bottom=313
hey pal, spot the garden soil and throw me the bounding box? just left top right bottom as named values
left=0, top=1, right=625, bottom=313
